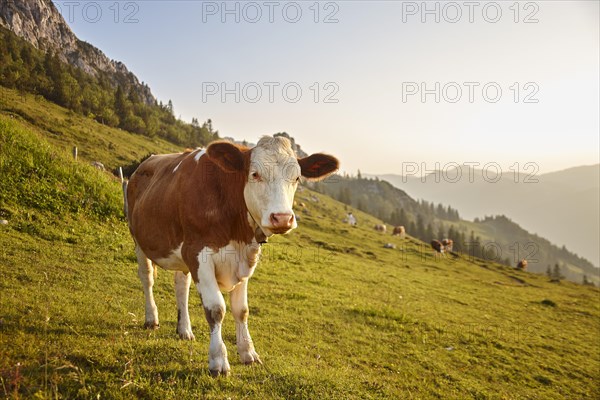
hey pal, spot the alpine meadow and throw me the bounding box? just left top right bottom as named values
left=1, top=0, right=599, bottom=399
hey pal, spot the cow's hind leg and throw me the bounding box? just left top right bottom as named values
left=174, top=271, right=195, bottom=340
left=136, top=245, right=159, bottom=329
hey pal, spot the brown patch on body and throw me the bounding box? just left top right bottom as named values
left=203, top=305, right=225, bottom=331
left=127, top=144, right=254, bottom=283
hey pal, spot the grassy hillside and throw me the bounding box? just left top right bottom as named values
left=1, top=108, right=599, bottom=398
left=0, top=86, right=181, bottom=171
left=315, top=173, right=599, bottom=285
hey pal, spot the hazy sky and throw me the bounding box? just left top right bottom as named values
left=54, top=1, right=599, bottom=175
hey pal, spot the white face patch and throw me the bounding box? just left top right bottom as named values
left=244, top=138, right=300, bottom=236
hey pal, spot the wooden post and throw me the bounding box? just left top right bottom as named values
left=120, top=167, right=128, bottom=218
left=72, top=146, right=78, bottom=160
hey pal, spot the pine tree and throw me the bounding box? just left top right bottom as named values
left=390, top=209, right=399, bottom=226
left=398, top=208, right=408, bottom=227
left=416, top=214, right=425, bottom=240
left=424, top=223, right=434, bottom=241
left=437, top=224, right=445, bottom=241
left=552, top=263, right=564, bottom=281
left=114, top=86, right=129, bottom=123
left=447, top=225, right=456, bottom=242
left=407, top=220, right=416, bottom=238
left=436, top=204, right=446, bottom=219
left=357, top=199, right=367, bottom=212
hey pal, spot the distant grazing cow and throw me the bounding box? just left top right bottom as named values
left=374, top=224, right=387, bottom=233
left=517, top=259, right=528, bottom=271
left=392, top=226, right=406, bottom=238
left=126, top=137, right=338, bottom=376
left=346, top=213, right=357, bottom=226
left=431, top=239, right=445, bottom=257
left=441, top=238, right=453, bottom=252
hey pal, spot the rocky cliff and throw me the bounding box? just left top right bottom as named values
left=0, top=0, right=155, bottom=104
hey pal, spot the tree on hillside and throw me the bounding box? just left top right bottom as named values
left=390, top=208, right=409, bottom=228
left=337, top=187, right=351, bottom=205
left=436, top=203, right=446, bottom=219
left=454, top=230, right=466, bottom=253
left=415, top=214, right=425, bottom=240
left=408, top=220, right=417, bottom=238
left=357, top=199, right=367, bottom=212
left=551, top=263, right=565, bottom=282
left=425, top=223, right=434, bottom=241
left=437, top=224, right=445, bottom=241
left=447, top=225, right=456, bottom=242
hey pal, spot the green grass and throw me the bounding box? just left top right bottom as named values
left=1, top=98, right=599, bottom=399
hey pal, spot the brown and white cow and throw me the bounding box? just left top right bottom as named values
left=431, top=239, right=445, bottom=257
left=392, top=225, right=406, bottom=238
left=441, top=238, right=453, bottom=253
left=126, top=136, right=338, bottom=377
left=517, top=259, right=528, bottom=271
left=374, top=224, right=387, bottom=233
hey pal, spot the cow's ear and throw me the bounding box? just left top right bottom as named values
left=207, top=142, right=245, bottom=172
left=298, top=153, right=339, bottom=181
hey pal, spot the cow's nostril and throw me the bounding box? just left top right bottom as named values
left=270, top=213, right=294, bottom=228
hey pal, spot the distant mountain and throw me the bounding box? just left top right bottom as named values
left=0, top=1, right=217, bottom=147
left=0, top=0, right=154, bottom=104
left=374, top=164, right=600, bottom=268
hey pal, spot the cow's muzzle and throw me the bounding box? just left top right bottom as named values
left=269, top=213, right=294, bottom=232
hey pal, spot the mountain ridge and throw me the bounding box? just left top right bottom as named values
left=373, top=164, right=600, bottom=268
left=0, top=0, right=154, bottom=104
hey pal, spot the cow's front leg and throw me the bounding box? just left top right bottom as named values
left=174, top=271, right=194, bottom=340
left=230, top=279, right=261, bottom=365
left=195, top=250, right=230, bottom=377
left=135, top=245, right=159, bottom=329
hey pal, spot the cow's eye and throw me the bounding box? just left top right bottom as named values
left=252, top=172, right=261, bottom=181
left=296, top=176, right=300, bottom=183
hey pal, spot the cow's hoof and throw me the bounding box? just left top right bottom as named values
left=178, top=330, right=195, bottom=341
left=209, top=368, right=230, bottom=378
left=143, top=321, right=159, bottom=330
left=240, top=348, right=262, bottom=365
left=208, top=356, right=230, bottom=378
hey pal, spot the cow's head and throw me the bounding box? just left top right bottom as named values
left=207, top=136, right=339, bottom=237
